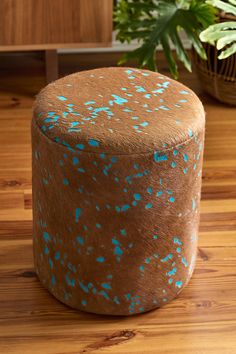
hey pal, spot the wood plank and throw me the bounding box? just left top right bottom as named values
left=45, top=50, right=59, bottom=83
left=79, top=0, right=113, bottom=44
left=0, top=191, right=24, bottom=209
left=0, top=209, right=32, bottom=222
left=0, top=0, right=112, bottom=47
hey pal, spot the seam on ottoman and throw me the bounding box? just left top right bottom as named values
left=32, top=117, right=204, bottom=157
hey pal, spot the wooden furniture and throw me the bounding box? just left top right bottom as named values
left=0, top=52, right=236, bottom=353
left=0, top=0, right=113, bottom=81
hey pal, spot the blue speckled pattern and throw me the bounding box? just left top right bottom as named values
left=32, top=67, right=205, bottom=315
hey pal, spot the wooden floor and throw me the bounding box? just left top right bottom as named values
left=0, top=52, right=236, bottom=354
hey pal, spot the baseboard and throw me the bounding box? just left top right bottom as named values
left=58, top=32, right=191, bottom=54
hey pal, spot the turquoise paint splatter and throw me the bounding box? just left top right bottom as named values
left=51, top=275, right=56, bottom=285
left=57, top=96, right=67, bottom=101
left=176, top=281, right=183, bottom=288
left=114, top=246, right=123, bottom=257
left=162, top=81, right=170, bottom=87
left=73, top=156, right=79, bottom=165
left=85, top=101, right=95, bottom=105
left=169, top=197, right=175, bottom=203
left=111, top=156, right=118, bottom=163
left=114, top=296, right=120, bottom=304
left=134, top=193, right=141, bottom=201
left=76, top=143, right=85, bottom=150
left=183, top=153, right=189, bottom=162
left=154, top=151, right=168, bottom=162
left=49, top=258, right=53, bottom=269
left=75, top=208, right=82, bottom=223
left=43, top=178, right=49, bottom=185
left=140, top=121, right=149, bottom=127
left=167, top=267, right=177, bottom=276
left=78, top=168, right=85, bottom=173
left=63, top=178, right=69, bottom=185
left=43, top=232, right=51, bottom=243
left=147, top=187, right=153, bottom=194
left=181, top=257, right=188, bottom=267
left=161, top=254, right=173, bottom=262
left=135, top=85, right=146, bottom=92
left=173, top=237, right=182, bottom=245
left=121, top=204, right=130, bottom=212
left=96, top=256, right=105, bottom=263
left=100, top=290, right=109, bottom=300
left=65, top=273, right=75, bottom=287
left=173, top=150, right=178, bottom=156
left=145, top=203, right=153, bottom=209
left=76, top=236, right=84, bottom=245
left=55, top=251, right=60, bottom=260
left=79, top=281, right=89, bottom=293
left=111, top=94, right=128, bottom=105
left=88, top=139, right=100, bottom=147
left=101, top=283, right=111, bottom=290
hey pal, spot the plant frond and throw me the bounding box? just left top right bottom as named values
left=206, top=0, right=236, bottom=15
left=218, top=42, right=236, bottom=58
left=115, top=0, right=216, bottom=77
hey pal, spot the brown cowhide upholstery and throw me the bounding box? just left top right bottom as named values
left=32, top=67, right=205, bottom=315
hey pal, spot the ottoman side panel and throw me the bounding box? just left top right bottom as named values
left=32, top=115, right=204, bottom=315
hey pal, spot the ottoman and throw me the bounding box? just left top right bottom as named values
left=32, top=67, right=205, bottom=315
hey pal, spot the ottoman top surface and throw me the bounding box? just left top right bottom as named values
left=34, top=67, right=204, bottom=154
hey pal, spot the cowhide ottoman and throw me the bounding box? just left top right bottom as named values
left=32, top=67, right=205, bottom=315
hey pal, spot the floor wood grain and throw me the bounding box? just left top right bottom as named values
left=0, top=52, right=236, bottom=354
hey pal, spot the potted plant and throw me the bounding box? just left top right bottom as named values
left=114, top=0, right=236, bottom=104
left=196, top=0, right=236, bottom=105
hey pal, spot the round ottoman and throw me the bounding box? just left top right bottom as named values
left=32, top=67, right=205, bottom=315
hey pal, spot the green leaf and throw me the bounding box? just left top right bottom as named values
left=206, top=0, right=236, bottom=16
left=161, top=35, right=179, bottom=79
left=115, top=0, right=216, bottom=78
left=200, top=19, right=236, bottom=60
left=184, top=24, right=207, bottom=59
left=217, top=33, right=236, bottom=49
left=170, top=29, right=192, bottom=72
left=218, top=42, right=236, bottom=59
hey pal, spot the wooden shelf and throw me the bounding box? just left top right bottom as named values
left=0, top=0, right=113, bottom=49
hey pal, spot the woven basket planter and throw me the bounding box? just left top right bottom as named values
left=192, top=13, right=236, bottom=106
